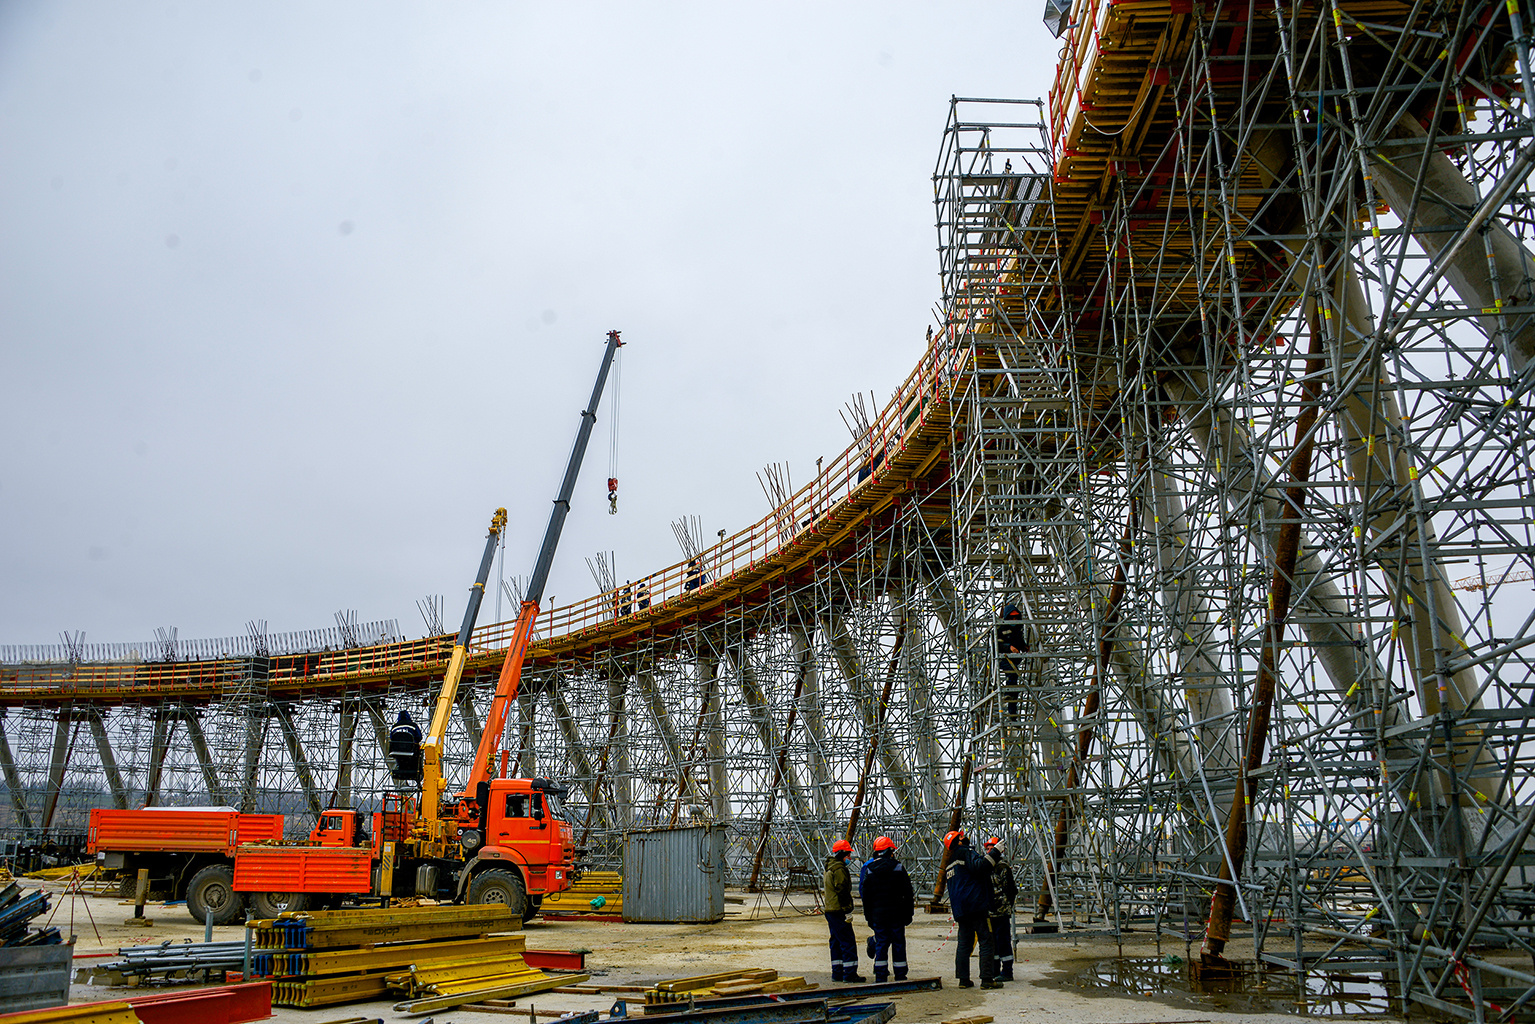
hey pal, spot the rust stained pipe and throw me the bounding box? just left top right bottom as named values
left=931, top=753, right=974, bottom=906
left=845, top=624, right=908, bottom=844
left=1201, top=314, right=1328, bottom=963
left=746, top=666, right=807, bottom=892
left=1036, top=507, right=1137, bottom=922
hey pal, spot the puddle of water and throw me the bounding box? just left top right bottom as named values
left=1037, top=956, right=1414, bottom=1018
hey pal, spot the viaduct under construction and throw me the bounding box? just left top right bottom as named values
left=5, top=1, right=1535, bottom=1016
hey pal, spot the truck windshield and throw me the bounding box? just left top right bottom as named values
left=542, top=790, right=565, bottom=821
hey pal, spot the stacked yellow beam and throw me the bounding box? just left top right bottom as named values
left=540, top=870, right=622, bottom=918
left=248, top=904, right=527, bottom=1008
left=643, top=969, right=815, bottom=1003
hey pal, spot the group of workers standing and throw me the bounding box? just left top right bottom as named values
left=822, top=828, right=1017, bottom=989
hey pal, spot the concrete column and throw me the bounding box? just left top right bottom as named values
left=336, top=700, right=356, bottom=808
left=0, top=713, right=34, bottom=830
left=41, top=711, right=72, bottom=830
left=181, top=709, right=227, bottom=805
left=1142, top=463, right=1240, bottom=775
left=457, top=684, right=483, bottom=753
left=701, top=655, right=731, bottom=822
left=823, top=611, right=918, bottom=814
left=548, top=686, right=600, bottom=806
left=606, top=673, right=632, bottom=828
left=362, top=698, right=392, bottom=765
left=733, top=647, right=811, bottom=819
left=87, top=709, right=129, bottom=809
left=793, top=624, right=834, bottom=819
left=274, top=703, right=323, bottom=821
left=635, top=670, right=702, bottom=809
left=143, top=709, right=172, bottom=807
left=1369, top=112, right=1535, bottom=376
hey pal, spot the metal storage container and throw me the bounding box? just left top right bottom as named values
left=622, top=825, right=727, bottom=923
left=0, top=941, right=72, bottom=1011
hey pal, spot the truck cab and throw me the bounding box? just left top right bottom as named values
left=454, top=776, right=575, bottom=918
left=309, top=808, right=365, bottom=848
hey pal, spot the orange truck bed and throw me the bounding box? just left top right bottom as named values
left=232, top=845, right=374, bottom=894
left=88, top=808, right=285, bottom=856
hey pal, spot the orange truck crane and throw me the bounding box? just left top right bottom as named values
left=88, top=331, right=626, bottom=924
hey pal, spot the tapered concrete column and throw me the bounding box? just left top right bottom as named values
left=793, top=624, right=834, bottom=818
left=515, top=691, right=537, bottom=777
left=88, top=710, right=128, bottom=809
left=362, top=698, right=392, bottom=766
left=42, top=711, right=71, bottom=830
left=1165, top=369, right=1388, bottom=713
left=549, top=686, right=599, bottom=805
left=823, top=611, right=918, bottom=814
left=902, top=600, right=946, bottom=811
left=1143, top=464, right=1240, bottom=775
left=635, top=670, right=702, bottom=810
left=1370, top=112, right=1535, bottom=376
left=606, top=673, right=632, bottom=828
left=456, top=684, right=483, bottom=752
left=700, top=655, right=731, bottom=822
left=336, top=700, right=356, bottom=808
left=274, top=703, right=323, bottom=821
left=181, top=709, right=227, bottom=805
left=733, top=647, right=811, bottom=818
left=0, top=713, right=34, bottom=830
left=144, top=709, right=172, bottom=807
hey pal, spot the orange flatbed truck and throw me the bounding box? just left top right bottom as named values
left=90, top=778, right=576, bottom=924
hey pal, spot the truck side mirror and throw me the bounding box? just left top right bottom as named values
left=532, top=806, right=545, bottom=821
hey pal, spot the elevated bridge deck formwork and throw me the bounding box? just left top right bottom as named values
left=6, top=0, right=1535, bottom=1016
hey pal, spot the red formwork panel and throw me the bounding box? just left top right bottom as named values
left=0, top=981, right=272, bottom=1024
left=88, top=809, right=284, bottom=856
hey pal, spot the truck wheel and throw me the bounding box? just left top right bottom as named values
left=250, top=891, right=309, bottom=919
left=467, top=869, right=526, bottom=917
left=186, top=864, right=244, bottom=925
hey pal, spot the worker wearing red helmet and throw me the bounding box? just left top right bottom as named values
left=858, top=835, right=914, bottom=982
left=823, top=838, right=865, bottom=983
left=942, top=829, right=1002, bottom=988
left=983, top=835, right=1018, bottom=980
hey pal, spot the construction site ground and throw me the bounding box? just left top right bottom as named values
left=35, top=880, right=1363, bottom=1024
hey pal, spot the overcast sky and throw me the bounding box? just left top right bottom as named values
left=0, top=3, right=1060, bottom=647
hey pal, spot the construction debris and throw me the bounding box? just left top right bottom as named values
left=540, top=870, right=622, bottom=920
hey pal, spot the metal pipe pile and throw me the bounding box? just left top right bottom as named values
left=86, top=939, right=248, bottom=984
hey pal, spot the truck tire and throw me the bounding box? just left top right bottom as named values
left=467, top=869, right=526, bottom=917
left=186, top=864, right=244, bottom=925
left=250, top=891, right=309, bottom=919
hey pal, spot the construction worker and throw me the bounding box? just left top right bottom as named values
left=858, top=835, right=913, bottom=982
left=983, top=836, right=1018, bottom=980
left=997, top=605, right=1025, bottom=718
left=942, top=829, right=999, bottom=988
left=823, top=839, right=864, bottom=983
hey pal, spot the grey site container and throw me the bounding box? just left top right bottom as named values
left=622, top=825, right=727, bottom=923
left=0, top=941, right=73, bottom=1011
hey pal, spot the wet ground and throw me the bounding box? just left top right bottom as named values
left=1038, top=955, right=1401, bottom=1018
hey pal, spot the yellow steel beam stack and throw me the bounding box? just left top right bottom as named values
left=539, top=870, right=622, bottom=919
left=247, top=905, right=532, bottom=1008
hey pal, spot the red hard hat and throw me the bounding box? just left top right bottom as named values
left=944, top=830, right=965, bottom=848
left=984, top=835, right=1003, bottom=850
left=832, top=839, right=854, bottom=855
left=873, top=835, right=896, bottom=852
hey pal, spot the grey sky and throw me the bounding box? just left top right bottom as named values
left=1, top=3, right=1058, bottom=646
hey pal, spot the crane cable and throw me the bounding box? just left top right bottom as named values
left=607, top=343, right=622, bottom=514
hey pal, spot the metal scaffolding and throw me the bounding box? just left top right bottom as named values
left=3, top=1, right=1535, bottom=1018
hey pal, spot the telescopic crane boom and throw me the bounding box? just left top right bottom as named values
left=465, top=329, right=625, bottom=799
